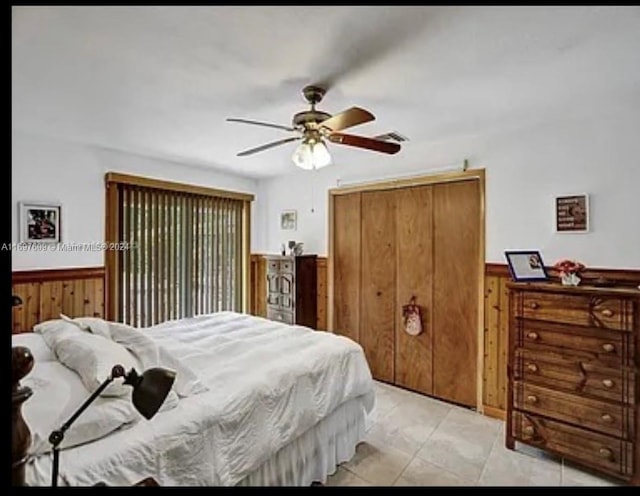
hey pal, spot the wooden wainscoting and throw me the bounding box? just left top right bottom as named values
left=250, top=254, right=328, bottom=331
left=482, top=263, right=640, bottom=421
left=12, top=267, right=105, bottom=334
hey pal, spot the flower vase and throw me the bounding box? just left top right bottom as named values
left=561, top=273, right=581, bottom=286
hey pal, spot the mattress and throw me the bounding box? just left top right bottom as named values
left=25, top=312, right=375, bottom=486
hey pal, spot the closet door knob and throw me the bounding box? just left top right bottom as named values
left=601, top=309, right=614, bottom=317
left=601, top=413, right=613, bottom=423
left=526, top=363, right=539, bottom=373
left=526, top=332, right=539, bottom=341
left=528, top=302, right=539, bottom=309
left=598, top=448, right=613, bottom=460
left=601, top=343, right=616, bottom=353
left=602, top=379, right=614, bottom=388
left=526, top=395, right=539, bottom=404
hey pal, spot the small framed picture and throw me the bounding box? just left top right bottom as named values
left=280, top=210, right=297, bottom=231
left=555, top=194, right=589, bottom=233
left=19, top=202, right=62, bottom=243
left=504, top=250, right=548, bottom=282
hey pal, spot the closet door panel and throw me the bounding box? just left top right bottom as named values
left=395, top=185, right=434, bottom=395
left=333, top=192, right=361, bottom=342
left=361, top=190, right=396, bottom=382
left=433, top=180, right=480, bottom=407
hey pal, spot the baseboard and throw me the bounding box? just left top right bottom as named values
left=482, top=405, right=507, bottom=421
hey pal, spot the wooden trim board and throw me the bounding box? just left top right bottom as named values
left=329, top=169, right=486, bottom=196
left=105, top=172, right=255, bottom=202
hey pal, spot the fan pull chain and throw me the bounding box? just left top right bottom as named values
left=310, top=168, right=316, bottom=213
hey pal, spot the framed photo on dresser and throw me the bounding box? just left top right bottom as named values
left=504, top=250, right=549, bottom=282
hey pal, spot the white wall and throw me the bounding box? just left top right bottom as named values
left=256, top=102, right=640, bottom=269
left=12, top=130, right=258, bottom=270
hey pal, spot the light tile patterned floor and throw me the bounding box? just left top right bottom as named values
left=326, top=381, right=622, bottom=487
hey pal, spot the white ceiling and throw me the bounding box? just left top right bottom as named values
left=12, top=6, right=640, bottom=178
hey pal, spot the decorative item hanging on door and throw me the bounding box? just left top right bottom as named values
left=402, top=296, right=423, bottom=336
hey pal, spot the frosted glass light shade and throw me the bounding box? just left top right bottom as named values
left=292, top=140, right=332, bottom=170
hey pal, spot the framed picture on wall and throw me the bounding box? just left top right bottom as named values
left=504, top=250, right=549, bottom=282
left=555, top=193, right=589, bottom=233
left=19, top=202, right=62, bottom=243
left=280, top=210, right=297, bottom=231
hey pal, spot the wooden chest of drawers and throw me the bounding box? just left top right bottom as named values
left=264, top=255, right=317, bottom=328
left=506, top=282, right=639, bottom=485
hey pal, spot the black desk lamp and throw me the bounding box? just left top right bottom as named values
left=12, top=295, right=23, bottom=307
left=49, top=365, right=176, bottom=487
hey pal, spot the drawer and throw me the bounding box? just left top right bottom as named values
left=518, top=320, right=630, bottom=367
left=513, top=381, right=634, bottom=439
left=512, top=411, right=634, bottom=479
left=520, top=292, right=634, bottom=331
left=267, top=260, right=281, bottom=273
left=281, top=260, right=294, bottom=272
left=279, top=294, right=294, bottom=310
left=267, top=308, right=294, bottom=325
left=515, top=349, right=635, bottom=405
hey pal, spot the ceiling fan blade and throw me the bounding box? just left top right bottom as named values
left=237, top=136, right=302, bottom=157
left=319, top=107, right=375, bottom=132
left=227, top=118, right=297, bottom=132
left=327, top=132, right=401, bottom=154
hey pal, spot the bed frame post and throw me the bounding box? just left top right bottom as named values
left=12, top=346, right=34, bottom=487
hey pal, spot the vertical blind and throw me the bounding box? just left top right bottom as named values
left=105, top=174, right=251, bottom=327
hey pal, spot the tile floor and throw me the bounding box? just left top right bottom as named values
left=326, top=381, right=622, bottom=486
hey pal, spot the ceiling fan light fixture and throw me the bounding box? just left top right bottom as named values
left=292, top=139, right=332, bottom=170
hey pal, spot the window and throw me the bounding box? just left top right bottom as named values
left=105, top=173, right=253, bottom=327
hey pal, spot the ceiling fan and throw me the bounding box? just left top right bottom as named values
left=226, top=85, right=402, bottom=170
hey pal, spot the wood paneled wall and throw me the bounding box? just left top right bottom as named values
left=482, top=263, right=640, bottom=420
left=12, top=267, right=105, bottom=334
left=250, top=254, right=328, bottom=330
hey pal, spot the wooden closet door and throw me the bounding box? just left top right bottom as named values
left=333, top=193, right=361, bottom=342
left=361, top=189, right=396, bottom=382
left=395, top=185, right=434, bottom=395
left=432, top=180, right=481, bottom=407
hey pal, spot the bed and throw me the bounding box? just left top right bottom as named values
left=11, top=311, right=375, bottom=486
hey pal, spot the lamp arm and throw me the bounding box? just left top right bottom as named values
left=49, top=375, right=115, bottom=448
left=49, top=365, right=125, bottom=487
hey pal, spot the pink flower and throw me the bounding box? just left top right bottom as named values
left=553, top=259, right=586, bottom=275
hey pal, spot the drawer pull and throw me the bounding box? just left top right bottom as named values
left=528, top=302, right=539, bottom=310
left=601, top=413, right=613, bottom=423
left=526, top=363, right=539, bottom=373
left=526, top=332, right=539, bottom=341
left=602, top=379, right=614, bottom=388
left=598, top=448, right=613, bottom=460
left=601, top=309, right=614, bottom=317
left=523, top=426, right=535, bottom=435
left=601, top=343, right=616, bottom=353
left=526, top=395, right=538, bottom=404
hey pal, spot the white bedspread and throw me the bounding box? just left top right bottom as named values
left=26, top=312, right=374, bottom=486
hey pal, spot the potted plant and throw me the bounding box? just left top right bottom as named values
left=553, top=259, right=586, bottom=286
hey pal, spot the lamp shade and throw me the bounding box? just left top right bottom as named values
left=292, top=140, right=332, bottom=170
left=124, top=367, right=176, bottom=420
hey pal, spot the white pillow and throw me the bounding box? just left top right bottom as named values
left=34, top=318, right=84, bottom=345
left=22, top=361, right=139, bottom=455
left=12, top=333, right=56, bottom=362
left=34, top=318, right=140, bottom=397
left=53, top=333, right=140, bottom=397
left=78, top=318, right=208, bottom=398
left=60, top=313, right=111, bottom=339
